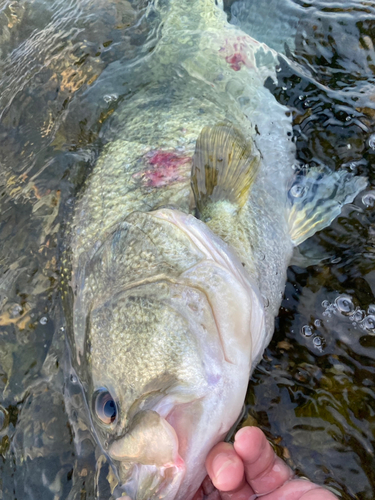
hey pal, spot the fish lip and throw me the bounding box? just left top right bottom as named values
left=113, top=459, right=186, bottom=500
left=108, top=410, right=185, bottom=500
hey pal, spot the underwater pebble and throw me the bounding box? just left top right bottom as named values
left=301, top=325, right=313, bottom=337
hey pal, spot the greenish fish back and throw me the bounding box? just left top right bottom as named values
left=289, top=167, right=367, bottom=246
left=191, top=123, right=260, bottom=215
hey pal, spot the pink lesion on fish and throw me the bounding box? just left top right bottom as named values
left=219, top=35, right=258, bottom=71
left=135, top=150, right=191, bottom=188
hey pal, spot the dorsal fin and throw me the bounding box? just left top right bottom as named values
left=191, top=123, right=260, bottom=214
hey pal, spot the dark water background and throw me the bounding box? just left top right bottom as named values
left=0, top=0, right=374, bottom=499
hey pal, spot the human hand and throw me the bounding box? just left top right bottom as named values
left=193, top=426, right=338, bottom=500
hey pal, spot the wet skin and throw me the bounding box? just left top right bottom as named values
left=192, top=427, right=339, bottom=500
left=120, top=426, right=338, bottom=500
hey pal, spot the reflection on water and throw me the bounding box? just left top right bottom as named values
left=229, top=1, right=375, bottom=498
left=0, top=0, right=374, bottom=499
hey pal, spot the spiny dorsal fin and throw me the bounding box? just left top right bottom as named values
left=191, top=123, right=260, bottom=214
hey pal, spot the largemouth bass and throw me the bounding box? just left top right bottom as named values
left=64, top=1, right=366, bottom=499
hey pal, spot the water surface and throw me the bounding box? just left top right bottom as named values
left=0, top=0, right=374, bottom=499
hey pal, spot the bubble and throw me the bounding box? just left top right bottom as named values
left=368, top=304, right=375, bottom=315
left=362, top=190, right=375, bottom=208
left=330, top=257, right=341, bottom=264
left=313, top=336, right=322, bottom=347
left=70, top=374, right=78, bottom=384
left=314, top=319, right=321, bottom=327
left=301, top=325, right=313, bottom=337
left=39, top=317, right=47, bottom=325
left=313, top=336, right=324, bottom=350
left=368, top=134, right=375, bottom=149
left=290, top=184, right=306, bottom=198
left=335, top=294, right=354, bottom=316
left=9, top=304, right=22, bottom=317
left=362, top=315, right=375, bottom=334
left=103, top=94, right=118, bottom=103
left=353, top=308, right=365, bottom=322
left=321, top=300, right=330, bottom=309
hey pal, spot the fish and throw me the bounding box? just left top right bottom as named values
left=63, top=0, right=367, bottom=499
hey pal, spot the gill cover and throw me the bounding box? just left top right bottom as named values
left=71, top=208, right=265, bottom=369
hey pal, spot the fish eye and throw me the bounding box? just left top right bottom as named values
left=93, top=389, right=117, bottom=425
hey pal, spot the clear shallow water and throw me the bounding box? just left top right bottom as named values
left=0, top=0, right=374, bottom=499
left=228, top=1, right=375, bottom=498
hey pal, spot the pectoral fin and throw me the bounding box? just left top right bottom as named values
left=289, top=168, right=367, bottom=246
left=191, top=123, right=260, bottom=214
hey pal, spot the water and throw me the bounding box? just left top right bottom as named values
left=0, top=0, right=374, bottom=499
left=228, top=1, right=375, bottom=497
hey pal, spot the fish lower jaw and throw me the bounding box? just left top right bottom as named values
left=116, top=460, right=185, bottom=500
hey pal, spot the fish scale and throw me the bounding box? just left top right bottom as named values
left=65, top=1, right=367, bottom=499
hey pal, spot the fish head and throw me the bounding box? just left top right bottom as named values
left=71, top=208, right=265, bottom=500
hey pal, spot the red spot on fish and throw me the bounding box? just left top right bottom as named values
left=135, top=150, right=191, bottom=188
left=226, top=52, right=246, bottom=72
left=219, top=36, right=256, bottom=71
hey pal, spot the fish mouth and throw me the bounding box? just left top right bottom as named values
left=114, top=461, right=185, bottom=500
left=109, top=410, right=185, bottom=500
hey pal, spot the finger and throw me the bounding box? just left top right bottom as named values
left=259, top=479, right=338, bottom=500
left=233, top=427, right=293, bottom=496
left=206, top=442, right=256, bottom=500
left=206, top=442, right=245, bottom=492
